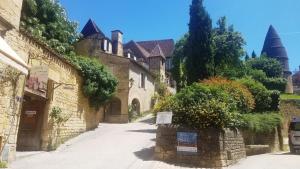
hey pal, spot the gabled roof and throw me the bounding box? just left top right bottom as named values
left=81, top=19, right=105, bottom=38
left=149, top=44, right=165, bottom=58
left=261, top=25, right=288, bottom=59
left=124, top=41, right=150, bottom=59
left=136, top=39, right=174, bottom=57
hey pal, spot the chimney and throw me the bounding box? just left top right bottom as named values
left=111, top=30, right=123, bottom=56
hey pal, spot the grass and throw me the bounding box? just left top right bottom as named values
left=280, top=94, right=300, bottom=100
left=241, top=112, right=283, bottom=133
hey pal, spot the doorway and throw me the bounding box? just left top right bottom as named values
left=17, top=94, right=46, bottom=151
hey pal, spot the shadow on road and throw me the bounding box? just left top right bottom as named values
left=126, top=129, right=157, bottom=133
left=134, top=146, right=155, bottom=161
left=138, top=117, right=156, bottom=124
left=272, top=152, right=300, bottom=156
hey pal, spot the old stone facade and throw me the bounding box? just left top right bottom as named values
left=76, top=20, right=159, bottom=123
left=0, top=1, right=103, bottom=162
left=155, top=126, right=246, bottom=168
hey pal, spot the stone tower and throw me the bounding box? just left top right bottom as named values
left=261, top=25, right=293, bottom=93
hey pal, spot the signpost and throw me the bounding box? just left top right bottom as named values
left=26, top=65, right=49, bottom=97
left=156, top=112, right=173, bottom=125
left=177, top=132, right=198, bottom=154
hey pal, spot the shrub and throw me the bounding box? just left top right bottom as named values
left=67, top=55, right=118, bottom=108
left=156, top=83, right=242, bottom=129
left=238, top=78, right=272, bottom=112
left=260, top=78, right=287, bottom=92
left=269, top=90, right=280, bottom=111
left=241, top=112, right=283, bottom=133
left=246, top=56, right=283, bottom=78
left=202, top=77, right=255, bottom=113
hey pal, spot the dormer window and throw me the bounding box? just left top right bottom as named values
left=127, top=52, right=131, bottom=58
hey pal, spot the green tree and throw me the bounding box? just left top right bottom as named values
left=21, top=0, right=79, bottom=54
left=185, top=0, right=214, bottom=84
left=172, top=34, right=188, bottom=91
left=246, top=55, right=283, bottom=78
left=251, top=50, right=257, bottom=58
left=245, top=53, right=250, bottom=61
left=212, top=17, right=245, bottom=75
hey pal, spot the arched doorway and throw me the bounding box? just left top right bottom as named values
left=105, top=97, right=122, bottom=116
left=131, top=98, right=141, bottom=117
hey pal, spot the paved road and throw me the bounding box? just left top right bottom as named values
left=226, top=153, right=300, bottom=169
left=10, top=116, right=300, bottom=169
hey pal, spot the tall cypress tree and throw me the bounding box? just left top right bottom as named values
left=185, top=0, right=214, bottom=84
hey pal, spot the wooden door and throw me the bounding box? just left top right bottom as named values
left=17, top=96, right=45, bottom=151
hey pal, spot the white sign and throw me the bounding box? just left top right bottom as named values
left=177, top=146, right=198, bottom=153
left=156, top=112, right=173, bottom=124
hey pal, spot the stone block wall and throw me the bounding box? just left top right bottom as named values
left=2, top=29, right=102, bottom=154
left=241, top=128, right=281, bottom=152
left=280, top=100, right=300, bottom=150
left=0, top=0, right=23, bottom=29
left=155, top=126, right=246, bottom=168
left=0, top=62, right=26, bottom=163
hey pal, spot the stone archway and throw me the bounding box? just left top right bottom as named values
left=131, top=98, right=141, bottom=117
left=106, top=97, right=122, bottom=115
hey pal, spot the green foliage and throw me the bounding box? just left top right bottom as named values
left=270, top=90, right=280, bottom=111
left=212, top=17, right=245, bottom=75
left=238, top=78, right=272, bottom=112
left=241, top=113, right=283, bottom=133
left=202, top=77, right=255, bottom=113
left=247, top=67, right=287, bottom=92
left=155, top=83, right=243, bottom=129
left=172, top=34, right=188, bottom=91
left=185, top=0, right=214, bottom=84
left=246, top=56, right=283, bottom=78
left=21, top=0, right=79, bottom=54
left=50, top=107, right=70, bottom=124
left=281, top=94, right=300, bottom=100
left=67, top=55, right=118, bottom=107
left=0, top=161, right=7, bottom=168
left=21, top=0, right=118, bottom=109
left=251, top=51, right=257, bottom=58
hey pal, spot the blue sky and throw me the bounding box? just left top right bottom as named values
left=59, top=0, right=300, bottom=72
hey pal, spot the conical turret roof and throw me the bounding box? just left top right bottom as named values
left=261, top=25, right=288, bottom=59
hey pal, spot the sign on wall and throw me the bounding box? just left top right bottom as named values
left=177, top=132, right=198, bottom=153
left=26, top=65, right=49, bottom=97
left=156, top=112, right=173, bottom=125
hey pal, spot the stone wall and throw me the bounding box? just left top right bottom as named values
left=241, top=128, right=281, bottom=152
left=0, top=62, right=26, bottom=163
left=0, top=0, right=23, bottom=29
left=155, top=126, right=246, bottom=168
left=1, top=29, right=102, bottom=159
left=76, top=39, right=156, bottom=123
left=128, top=61, right=155, bottom=113
left=280, top=100, right=300, bottom=150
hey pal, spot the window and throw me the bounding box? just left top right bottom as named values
left=140, top=73, right=145, bottom=88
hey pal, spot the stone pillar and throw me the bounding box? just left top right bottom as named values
left=284, top=71, right=293, bottom=94
left=111, top=30, right=123, bottom=57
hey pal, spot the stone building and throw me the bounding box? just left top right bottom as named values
left=0, top=0, right=103, bottom=163
left=76, top=20, right=158, bottom=123
left=261, top=25, right=293, bottom=93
